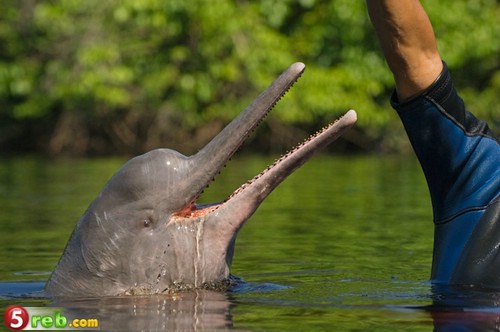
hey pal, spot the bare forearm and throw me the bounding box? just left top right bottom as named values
left=366, top=0, right=443, bottom=101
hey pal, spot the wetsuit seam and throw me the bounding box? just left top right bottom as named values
left=435, top=195, right=500, bottom=225
left=424, top=96, right=498, bottom=140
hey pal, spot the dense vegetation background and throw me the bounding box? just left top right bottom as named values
left=1, top=0, right=498, bottom=156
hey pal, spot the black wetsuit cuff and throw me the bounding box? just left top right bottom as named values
left=390, top=61, right=448, bottom=108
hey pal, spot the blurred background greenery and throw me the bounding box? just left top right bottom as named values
left=1, top=0, right=498, bottom=156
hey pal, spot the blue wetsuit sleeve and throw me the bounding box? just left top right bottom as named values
left=391, top=62, right=500, bottom=285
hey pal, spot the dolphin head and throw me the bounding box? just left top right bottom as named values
left=45, top=63, right=357, bottom=297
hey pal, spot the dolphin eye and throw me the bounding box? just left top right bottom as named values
left=143, top=219, right=152, bottom=228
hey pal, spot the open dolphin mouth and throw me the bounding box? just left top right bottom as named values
left=173, top=62, right=357, bottom=220
left=175, top=109, right=357, bottom=219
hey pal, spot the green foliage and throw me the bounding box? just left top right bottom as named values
left=0, top=0, right=498, bottom=155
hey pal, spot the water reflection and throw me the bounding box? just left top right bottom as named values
left=4, top=281, right=500, bottom=331
left=51, top=287, right=500, bottom=332
left=427, top=284, right=500, bottom=331
left=53, top=290, right=235, bottom=331
left=0, top=282, right=235, bottom=331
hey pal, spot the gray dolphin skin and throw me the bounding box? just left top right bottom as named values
left=45, top=62, right=357, bottom=297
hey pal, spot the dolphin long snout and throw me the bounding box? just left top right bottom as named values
left=188, top=62, right=306, bottom=200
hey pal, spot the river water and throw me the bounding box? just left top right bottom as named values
left=1, top=155, right=499, bottom=331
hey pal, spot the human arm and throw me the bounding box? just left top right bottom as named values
left=365, top=0, right=443, bottom=101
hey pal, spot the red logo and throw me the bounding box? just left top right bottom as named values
left=4, top=306, right=29, bottom=331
